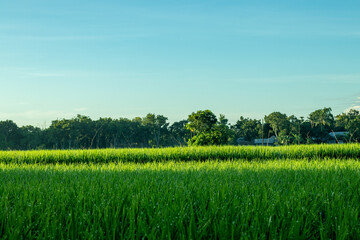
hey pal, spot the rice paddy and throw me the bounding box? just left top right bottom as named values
left=0, top=143, right=359, bottom=164
left=1, top=144, right=360, bottom=239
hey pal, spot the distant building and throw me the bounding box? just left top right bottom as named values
left=236, top=137, right=253, bottom=145
left=329, top=131, right=348, bottom=138
left=328, top=131, right=349, bottom=144
left=254, top=136, right=277, bottom=146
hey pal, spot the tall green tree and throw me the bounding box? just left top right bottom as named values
left=336, top=109, right=360, bottom=142
left=288, top=115, right=304, bottom=144
left=216, top=114, right=233, bottom=144
left=308, top=107, right=334, bottom=143
left=186, top=110, right=217, bottom=134
left=46, top=119, right=70, bottom=149
left=169, top=120, right=191, bottom=146
left=0, top=120, right=21, bottom=150
left=186, top=110, right=230, bottom=146
left=232, top=117, right=261, bottom=142
left=91, top=118, right=113, bottom=148
left=20, top=125, right=44, bottom=150
left=309, top=107, right=334, bottom=130
left=143, top=114, right=170, bottom=147
left=299, top=121, right=313, bottom=144
left=264, top=112, right=290, bottom=144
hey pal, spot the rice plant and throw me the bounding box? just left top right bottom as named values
left=0, top=144, right=359, bottom=164
left=1, top=159, right=360, bottom=239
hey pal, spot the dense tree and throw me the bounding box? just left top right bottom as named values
left=169, top=120, right=191, bottom=146
left=264, top=112, right=290, bottom=144
left=0, top=120, right=21, bottom=150
left=71, top=115, right=94, bottom=149
left=91, top=118, right=113, bottom=148
left=308, top=108, right=334, bottom=143
left=187, top=110, right=230, bottom=146
left=288, top=115, right=304, bottom=144
left=309, top=107, right=334, bottom=130
left=131, top=117, right=151, bottom=147
left=46, top=115, right=95, bottom=149
left=143, top=114, right=169, bottom=147
left=47, top=119, right=72, bottom=149
left=232, top=117, right=261, bottom=142
left=336, top=109, right=360, bottom=142
left=216, top=114, right=233, bottom=144
left=186, top=110, right=217, bottom=134
left=300, top=121, right=313, bottom=144
left=0, top=108, right=355, bottom=150
left=20, top=125, right=44, bottom=150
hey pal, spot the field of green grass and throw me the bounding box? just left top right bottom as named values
left=0, top=144, right=359, bottom=164
left=1, top=145, right=360, bottom=239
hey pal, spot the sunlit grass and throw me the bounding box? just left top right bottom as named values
left=1, top=159, right=360, bottom=239
left=0, top=143, right=359, bottom=164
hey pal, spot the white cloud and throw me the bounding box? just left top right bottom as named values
left=345, top=106, right=360, bottom=113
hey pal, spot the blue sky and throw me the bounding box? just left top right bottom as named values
left=0, top=0, right=359, bottom=127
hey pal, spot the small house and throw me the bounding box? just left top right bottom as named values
left=254, top=136, right=278, bottom=146
left=328, top=131, right=349, bottom=144
left=236, top=137, right=253, bottom=145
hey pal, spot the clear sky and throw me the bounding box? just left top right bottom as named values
left=1, top=0, right=359, bottom=127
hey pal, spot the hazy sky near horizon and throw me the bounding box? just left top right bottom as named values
left=1, top=0, right=359, bottom=127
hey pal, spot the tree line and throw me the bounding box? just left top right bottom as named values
left=0, top=107, right=359, bottom=150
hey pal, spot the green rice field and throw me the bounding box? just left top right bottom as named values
left=0, top=144, right=359, bottom=164
left=1, top=144, right=360, bottom=239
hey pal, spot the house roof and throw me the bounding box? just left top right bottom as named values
left=254, top=136, right=277, bottom=144
left=329, top=132, right=349, bottom=138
